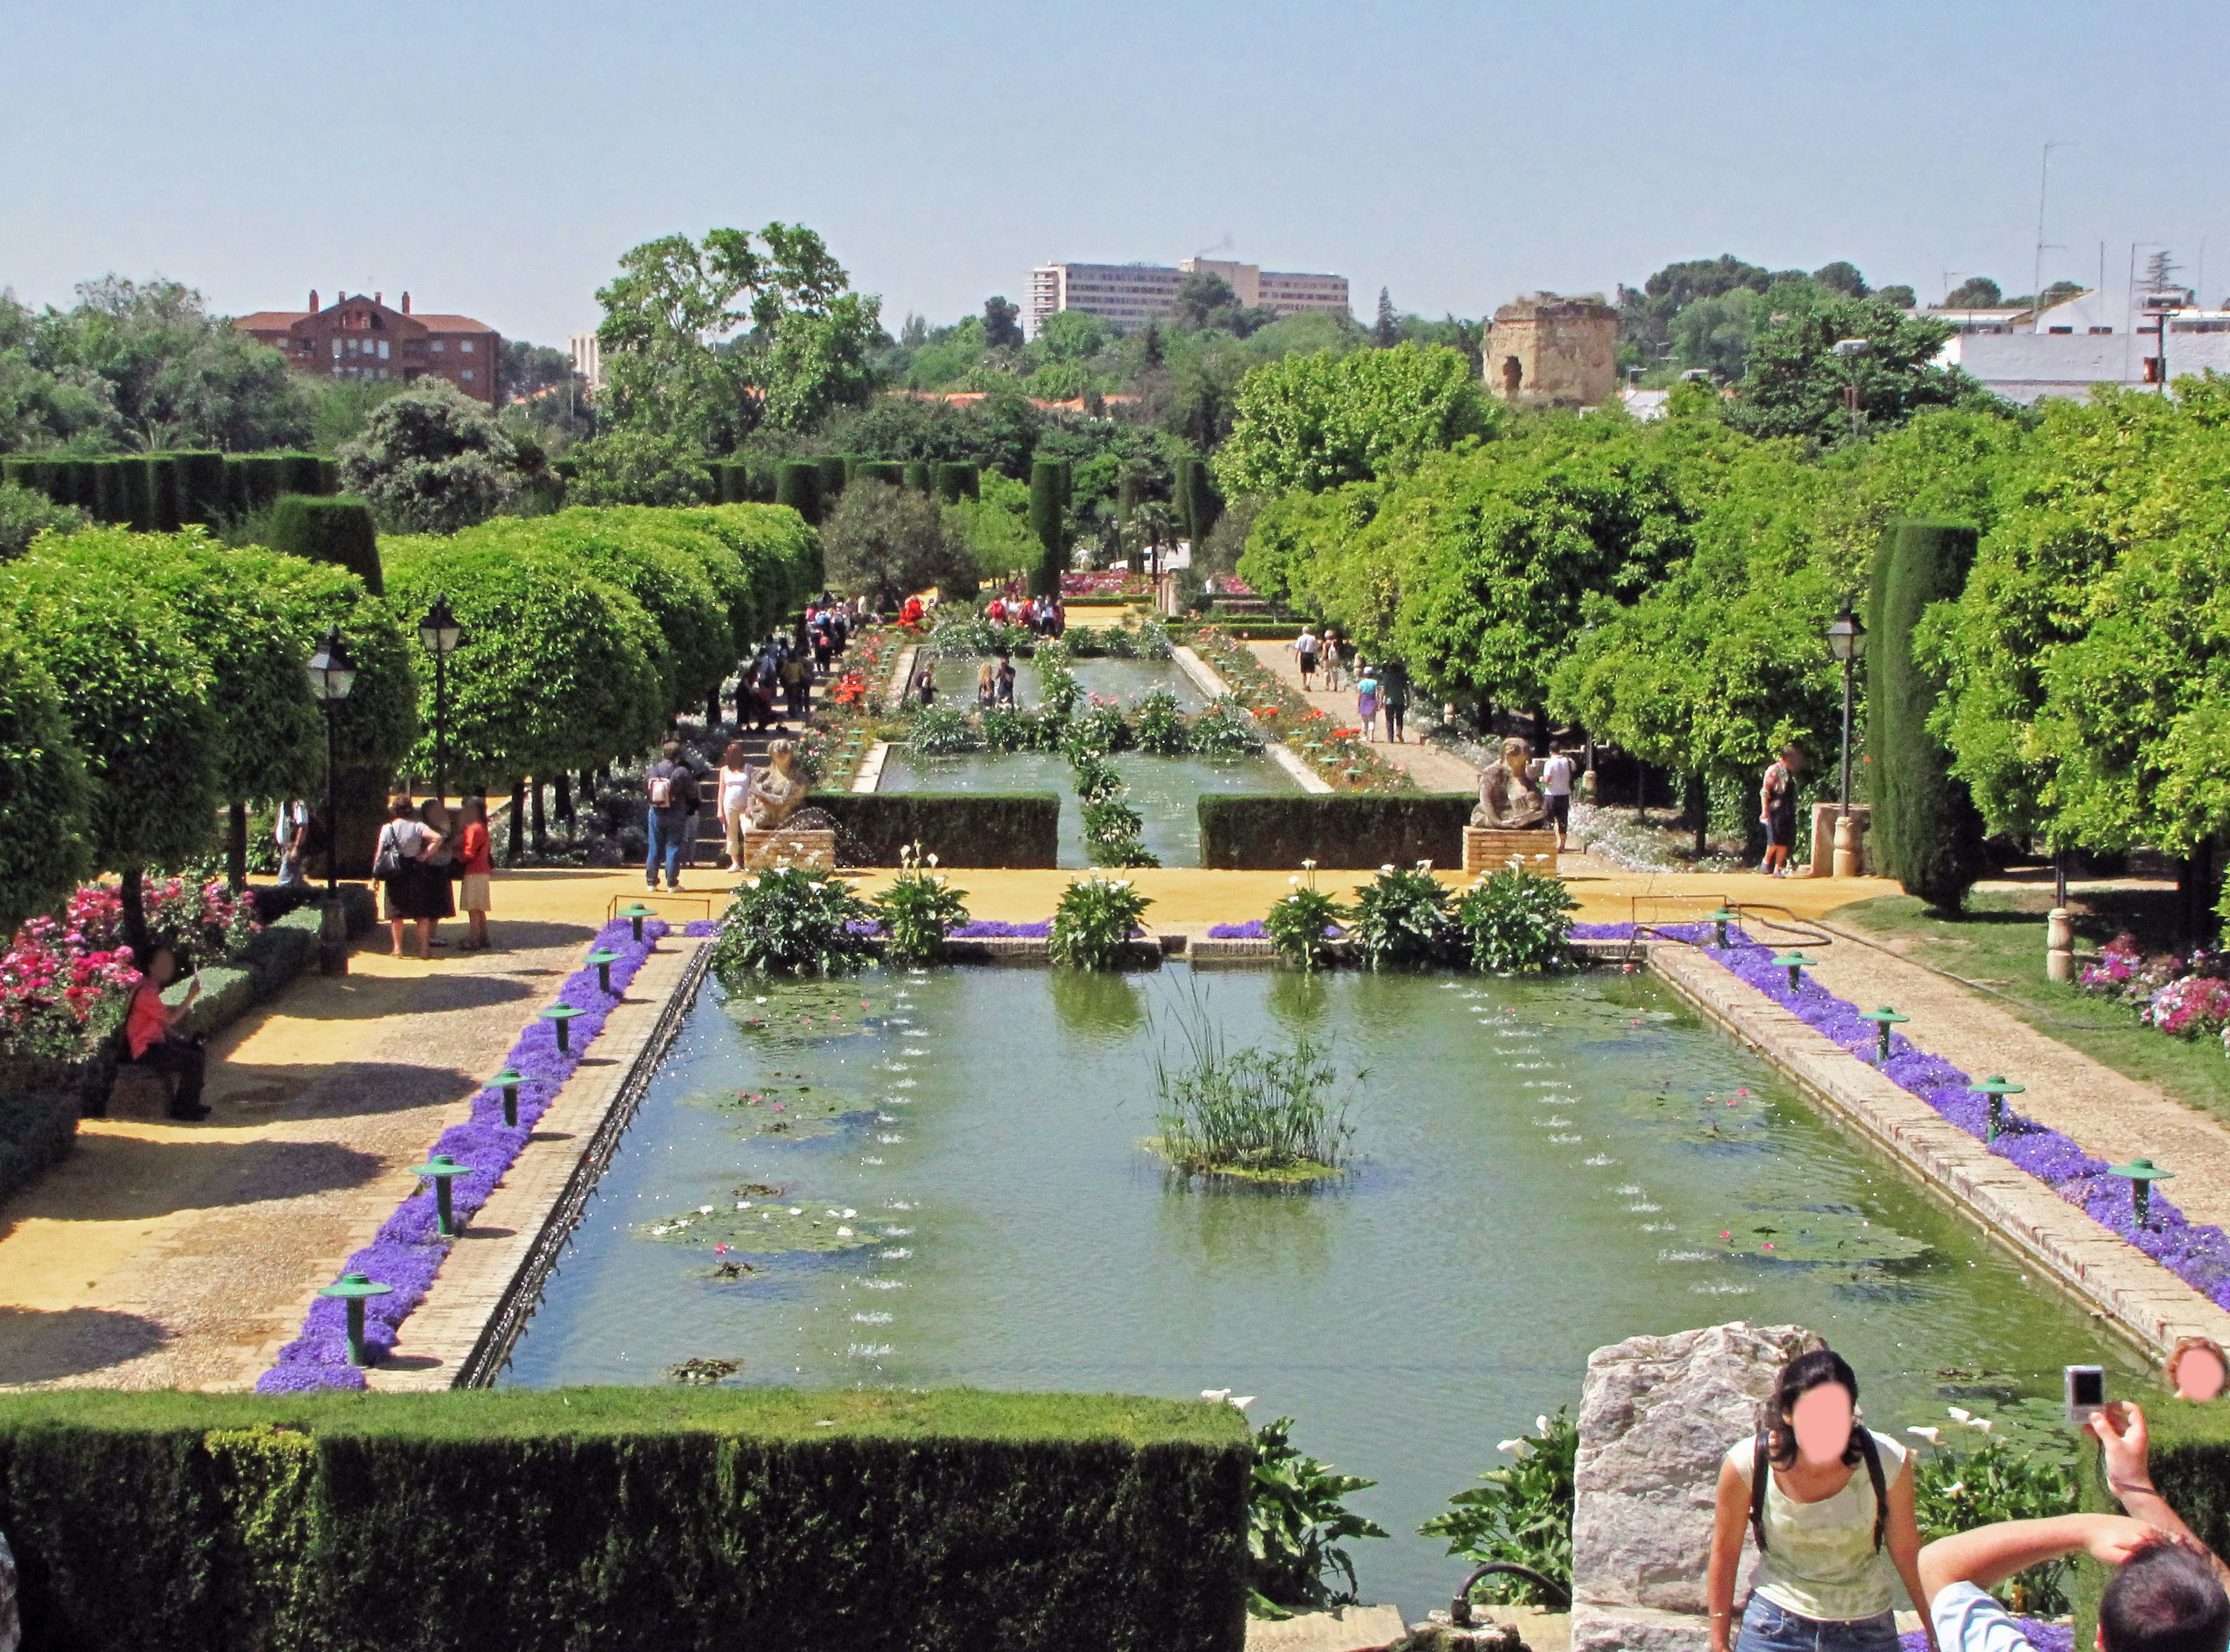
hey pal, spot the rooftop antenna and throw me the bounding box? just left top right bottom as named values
left=2034, top=140, right=2071, bottom=305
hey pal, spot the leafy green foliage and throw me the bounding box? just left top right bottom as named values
left=823, top=480, right=976, bottom=608
left=1264, top=865, right=1348, bottom=970
left=0, top=618, right=92, bottom=927
left=1454, top=862, right=1579, bottom=973
left=336, top=380, right=524, bottom=533
left=1248, top=1416, right=1390, bottom=1615
left=1350, top=862, right=1454, bottom=969
left=1216, top=343, right=1493, bottom=495
left=565, top=429, right=714, bottom=507
left=1189, top=698, right=1261, bottom=758
left=711, top=865, right=876, bottom=978
left=1134, top=689, right=1191, bottom=756
left=1914, top=1434, right=2078, bottom=1614
left=907, top=701, right=976, bottom=757
left=0, top=482, right=85, bottom=560
left=1151, top=988, right=1351, bottom=1179
left=1725, top=291, right=1992, bottom=447
left=1048, top=873, right=1153, bottom=969
left=869, top=844, right=970, bottom=967
left=1419, top=1408, right=1577, bottom=1606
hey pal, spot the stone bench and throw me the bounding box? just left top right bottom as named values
left=740, top=827, right=835, bottom=870
left=1462, top=827, right=1561, bottom=876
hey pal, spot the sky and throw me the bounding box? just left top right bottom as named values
left=6, top=0, right=2229, bottom=347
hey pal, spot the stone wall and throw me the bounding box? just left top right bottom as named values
left=1569, top=1321, right=1819, bottom=1652
left=1484, top=294, right=1618, bottom=409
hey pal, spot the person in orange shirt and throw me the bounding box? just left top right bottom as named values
left=126, top=946, right=208, bottom=1120
left=454, top=797, right=494, bottom=951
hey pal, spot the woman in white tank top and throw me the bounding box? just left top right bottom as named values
left=718, top=740, right=753, bottom=873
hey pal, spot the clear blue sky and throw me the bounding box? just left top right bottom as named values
left=6, top=0, right=2227, bottom=345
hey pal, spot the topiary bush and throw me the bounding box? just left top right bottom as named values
left=1197, top=796, right=1472, bottom=870
left=775, top=460, right=822, bottom=524
left=265, top=495, right=384, bottom=594
left=1452, top=863, right=1577, bottom=973
left=810, top=794, right=1061, bottom=868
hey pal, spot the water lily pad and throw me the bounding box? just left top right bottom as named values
left=636, top=1200, right=891, bottom=1255
left=1712, top=1205, right=1930, bottom=1264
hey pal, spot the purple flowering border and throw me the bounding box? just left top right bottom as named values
left=254, top=917, right=672, bottom=1393
left=1573, top=921, right=2230, bottom=1311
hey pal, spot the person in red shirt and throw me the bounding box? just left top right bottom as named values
left=126, top=946, right=208, bottom=1120
left=455, top=797, right=494, bottom=951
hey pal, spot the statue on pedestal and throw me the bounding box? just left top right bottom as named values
left=1473, top=737, right=1548, bottom=830
left=744, top=740, right=807, bottom=833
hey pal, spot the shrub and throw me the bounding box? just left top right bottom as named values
left=1188, top=698, right=1261, bottom=758
left=337, top=380, right=524, bottom=532
left=1083, top=796, right=1157, bottom=867
left=935, top=462, right=980, bottom=502
left=1071, top=699, right=1132, bottom=755
left=907, top=701, right=977, bottom=756
left=711, top=866, right=876, bottom=978
left=1263, top=865, right=1348, bottom=970
left=1453, top=863, right=1578, bottom=973
left=774, top=460, right=822, bottom=524
left=1350, top=862, right=1454, bottom=969
left=1197, top=795, right=1472, bottom=870
left=1134, top=689, right=1190, bottom=756
left=0, top=622, right=92, bottom=928
left=1034, top=640, right=1083, bottom=714
left=1869, top=519, right=1989, bottom=910
left=1048, top=873, right=1153, bottom=969
left=265, top=495, right=384, bottom=593
left=810, top=794, right=1061, bottom=868
left=1419, top=1408, right=1576, bottom=1607
left=823, top=480, right=976, bottom=608
left=1152, top=1006, right=1350, bottom=1181
left=1915, top=1419, right=2078, bottom=1614
left=0, top=482, right=87, bottom=561
left=869, top=844, right=971, bottom=966
left=982, top=704, right=1049, bottom=753
left=1249, top=1416, right=1389, bottom=1615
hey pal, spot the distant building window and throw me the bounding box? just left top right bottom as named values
left=2091, top=326, right=2113, bottom=335
left=2049, top=326, right=2074, bottom=334
left=460, top=340, right=474, bottom=354
left=461, top=369, right=475, bottom=381
left=378, top=368, right=390, bottom=380
left=377, top=340, right=389, bottom=359
left=431, top=341, right=445, bottom=353
left=332, top=340, right=342, bottom=358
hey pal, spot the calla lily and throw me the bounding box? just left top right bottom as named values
left=1907, top=1426, right=1942, bottom=1444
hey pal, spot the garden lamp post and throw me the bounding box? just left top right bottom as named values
left=492, top=1066, right=523, bottom=1128
left=1972, top=1075, right=2025, bottom=1144
left=318, top=1271, right=393, bottom=1367
left=2107, top=1158, right=2175, bottom=1230
left=1771, top=951, right=1819, bottom=995
left=1833, top=337, right=1872, bottom=441
left=304, top=627, right=357, bottom=976
left=1825, top=601, right=1866, bottom=877
left=409, top=1151, right=468, bottom=1238
left=1857, top=1004, right=1909, bottom=1066
left=418, top=595, right=463, bottom=804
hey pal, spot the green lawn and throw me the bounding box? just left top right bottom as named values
left=1828, top=890, right=2230, bottom=1129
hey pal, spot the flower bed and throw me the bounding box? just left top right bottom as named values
left=1573, top=922, right=2230, bottom=1311
left=2078, top=934, right=2230, bottom=1054
left=254, top=917, right=668, bottom=1392
left=1062, top=570, right=1151, bottom=599
left=1182, top=626, right=1409, bottom=794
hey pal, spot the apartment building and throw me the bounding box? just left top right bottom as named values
left=1027, top=256, right=1350, bottom=336
left=233, top=290, right=502, bottom=405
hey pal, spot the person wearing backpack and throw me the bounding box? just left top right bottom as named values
left=1706, top=1347, right=1935, bottom=1652
left=643, top=742, right=696, bottom=893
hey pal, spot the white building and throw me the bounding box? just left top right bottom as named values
left=1027, top=256, right=1350, bottom=337
left=1934, top=287, right=2230, bottom=405
left=567, top=330, right=603, bottom=392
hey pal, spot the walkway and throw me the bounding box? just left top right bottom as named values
left=1243, top=641, right=1483, bottom=793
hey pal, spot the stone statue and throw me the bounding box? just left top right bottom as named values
left=1473, top=737, right=1548, bottom=830
left=744, top=740, right=806, bottom=832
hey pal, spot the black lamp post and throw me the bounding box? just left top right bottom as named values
left=1825, top=602, right=1866, bottom=878
left=305, top=627, right=357, bottom=973
left=418, top=595, right=462, bottom=803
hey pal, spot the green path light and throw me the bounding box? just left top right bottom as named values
left=618, top=902, right=657, bottom=944
left=409, top=1151, right=468, bottom=1237
left=1857, top=1005, right=1909, bottom=1066
left=1771, top=952, right=1819, bottom=994
left=1706, top=907, right=1740, bottom=949
left=1973, top=1075, right=2025, bottom=1143
left=317, top=1271, right=393, bottom=1366
left=492, top=1067, right=522, bottom=1128
left=541, top=1002, right=585, bottom=1052
left=587, top=947, right=622, bottom=994
left=2107, top=1158, right=2175, bottom=1230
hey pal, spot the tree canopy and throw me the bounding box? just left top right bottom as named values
left=1213, top=343, right=1492, bottom=495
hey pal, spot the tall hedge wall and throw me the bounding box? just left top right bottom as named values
left=815, top=455, right=851, bottom=500
left=936, top=462, right=980, bottom=503
left=0, top=1386, right=1251, bottom=1652
left=903, top=459, right=933, bottom=494
left=2073, top=1400, right=2230, bottom=1650
left=813, top=792, right=1062, bottom=867
left=852, top=459, right=905, bottom=489
left=267, top=495, right=384, bottom=595
left=1197, top=793, right=1476, bottom=869
left=776, top=460, right=822, bottom=524
left=1867, top=519, right=1988, bottom=911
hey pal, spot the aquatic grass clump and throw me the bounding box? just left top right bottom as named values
left=712, top=866, right=876, bottom=978
left=1151, top=999, right=1353, bottom=1182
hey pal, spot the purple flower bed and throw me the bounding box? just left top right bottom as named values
left=1596, top=922, right=2230, bottom=1311
left=254, top=917, right=670, bottom=1392
left=947, top=919, right=1052, bottom=938
left=684, top=918, right=718, bottom=937
left=1207, top=920, right=1267, bottom=939
left=1901, top=1622, right=2068, bottom=1652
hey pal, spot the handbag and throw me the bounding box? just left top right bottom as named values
left=371, top=823, right=404, bottom=880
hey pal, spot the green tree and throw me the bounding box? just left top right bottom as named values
left=1944, top=276, right=2004, bottom=308
left=983, top=296, right=1024, bottom=351
left=1035, top=310, right=1107, bottom=363
left=0, top=482, right=85, bottom=559
left=0, top=621, right=92, bottom=928
left=1373, top=288, right=1398, bottom=348
left=760, top=291, right=886, bottom=431
left=567, top=428, right=714, bottom=506
left=1214, top=343, right=1493, bottom=495
left=1726, top=293, right=1988, bottom=446
left=821, top=480, right=976, bottom=608
left=337, top=380, right=523, bottom=531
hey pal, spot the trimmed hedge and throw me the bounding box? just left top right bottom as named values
left=816, top=455, right=851, bottom=499
left=0, top=1086, right=80, bottom=1209
left=936, top=461, right=980, bottom=503
left=1197, top=793, right=1476, bottom=869
left=2074, top=1401, right=2230, bottom=1649
left=904, top=459, right=933, bottom=494
left=0, top=1386, right=1251, bottom=1652
left=776, top=460, right=822, bottom=524
left=173, top=451, right=226, bottom=524
left=813, top=791, right=1062, bottom=867
left=1030, top=458, right=1070, bottom=598
left=267, top=495, right=384, bottom=595
left=853, top=459, right=905, bottom=490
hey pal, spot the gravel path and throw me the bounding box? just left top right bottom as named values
left=1242, top=641, right=1481, bottom=793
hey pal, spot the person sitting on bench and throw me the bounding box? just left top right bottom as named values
left=126, top=945, right=208, bottom=1121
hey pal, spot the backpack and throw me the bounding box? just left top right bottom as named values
left=647, top=768, right=674, bottom=808
left=1749, top=1427, right=1887, bottom=1554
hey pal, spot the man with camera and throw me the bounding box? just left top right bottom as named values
left=1920, top=1401, right=2230, bottom=1652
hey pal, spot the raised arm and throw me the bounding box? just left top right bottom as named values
left=1919, top=1514, right=2160, bottom=1603
left=1883, top=1453, right=1942, bottom=1652
left=2090, top=1402, right=2230, bottom=1587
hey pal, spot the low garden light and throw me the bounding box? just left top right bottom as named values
left=541, top=1001, right=585, bottom=1052
left=492, top=1066, right=523, bottom=1128
left=618, top=902, right=657, bottom=944
left=2107, top=1158, right=2175, bottom=1230
left=410, top=1151, right=468, bottom=1238
left=1771, top=951, right=1818, bottom=994
left=1857, top=1005, right=1909, bottom=1065
left=587, top=946, right=622, bottom=994
left=317, top=1271, right=393, bottom=1366
left=1706, top=906, right=1740, bottom=949
left=1972, top=1075, right=2024, bottom=1143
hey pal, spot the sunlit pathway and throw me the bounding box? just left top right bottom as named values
left=1242, top=639, right=1483, bottom=793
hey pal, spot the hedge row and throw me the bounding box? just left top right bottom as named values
left=0, top=1386, right=1251, bottom=1652
left=1, top=451, right=339, bottom=527
left=1196, top=793, right=1476, bottom=869
left=811, top=792, right=1063, bottom=866
left=2074, top=1401, right=2229, bottom=1649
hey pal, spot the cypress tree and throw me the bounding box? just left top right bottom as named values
left=1175, top=458, right=1221, bottom=549
left=936, top=463, right=979, bottom=503
left=172, top=451, right=226, bottom=524
left=1867, top=519, right=1989, bottom=910
left=904, top=460, right=933, bottom=494
left=268, top=495, right=384, bottom=595
left=815, top=456, right=850, bottom=501
left=1029, top=458, right=1070, bottom=598
left=775, top=461, right=822, bottom=524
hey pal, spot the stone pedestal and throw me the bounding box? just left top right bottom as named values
left=1464, top=827, right=1561, bottom=876
left=740, top=828, right=835, bottom=870
left=1808, top=804, right=1869, bottom=878
left=1568, top=1322, right=1818, bottom=1652
left=2046, top=907, right=2075, bottom=984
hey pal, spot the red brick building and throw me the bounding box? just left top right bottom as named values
left=233, top=290, right=501, bottom=406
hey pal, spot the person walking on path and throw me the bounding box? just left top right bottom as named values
left=1919, top=1399, right=2230, bottom=1652
left=718, top=740, right=753, bottom=874
left=1355, top=665, right=1380, bottom=742
left=1291, top=626, right=1320, bottom=690
left=1538, top=744, right=1577, bottom=851
left=1380, top=660, right=1409, bottom=743
left=418, top=798, right=458, bottom=945
left=454, top=797, right=494, bottom=951
left=125, top=945, right=208, bottom=1120
left=780, top=646, right=809, bottom=722
left=375, top=795, right=443, bottom=960
left=1760, top=744, right=1804, bottom=876
left=1706, top=1347, right=1935, bottom=1652
left=1320, top=627, right=1346, bottom=692
left=644, top=741, right=696, bottom=893
left=274, top=800, right=311, bottom=888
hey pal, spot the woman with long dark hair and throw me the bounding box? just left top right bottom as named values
left=1707, top=1347, right=1936, bottom=1652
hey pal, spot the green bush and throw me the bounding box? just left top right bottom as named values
left=1916, top=1428, right=2077, bottom=1615
left=0, top=1087, right=81, bottom=1208
left=1868, top=519, right=1988, bottom=910
left=776, top=460, right=822, bottom=524
left=265, top=495, right=384, bottom=595
left=936, top=462, right=980, bottom=503
left=1249, top=1416, right=1388, bottom=1615
left=171, top=451, right=226, bottom=524
left=2076, top=1401, right=2230, bottom=1648
left=815, top=455, right=850, bottom=500
left=903, top=460, right=933, bottom=494
left=711, top=864, right=876, bottom=977
left=1197, top=796, right=1473, bottom=870
left=0, top=1386, right=1250, bottom=1652
left=853, top=460, right=905, bottom=488
left=907, top=701, right=977, bottom=755
left=144, top=456, right=182, bottom=531
left=1263, top=869, right=1348, bottom=970
left=0, top=483, right=88, bottom=562
left=1029, top=458, right=1070, bottom=597
left=870, top=844, right=971, bottom=966
left=1419, top=1408, right=1576, bottom=1607
left=811, top=793, right=1060, bottom=868
left=1453, top=863, right=1577, bottom=973
left=1350, top=862, right=1455, bottom=969
left=90, top=458, right=134, bottom=524
left=229, top=454, right=287, bottom=515
left=1048, top=872, right=1153, bottom=969
left=1134, top=689, right=1190, bottom=756
left=0, top=618, right=91, bottom=926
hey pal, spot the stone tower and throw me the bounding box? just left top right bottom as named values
left=1484, top=292, right=1618, bottom=408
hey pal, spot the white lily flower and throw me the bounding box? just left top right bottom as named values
left=1946, top=1407, right=1972, bottom=1422
left=1233, top=1397, right=1256, bottom=1411
left=1908, top=1426, right=1942, bottom=1444
left=1537, top=1415, right=1550, bottom=1435
left=1945, top=1482, right=1966, bottom=1497
left=1289, top=876, right=1301, bottom=887
left=927, top=853, right=938, bottom=866
left=836, top=1226, right=853, bottom=1237
left=1498, top=1438, right=1531, bottom=1456
left=1202, top=1388, right=1232, bottom=1403
left=1970, top=1418, right=1993, bottom=1433
left=1380, top=864, right=1396, bottom=876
